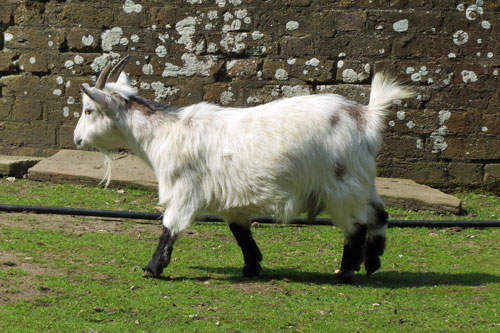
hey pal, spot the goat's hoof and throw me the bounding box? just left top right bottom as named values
left=364, top=257, right=381, bottom=276
left=142, top=266, right=162, bottom=278
left=334, top=269, right=355, bottom=284
left=242, top=263, right=261, bottom=278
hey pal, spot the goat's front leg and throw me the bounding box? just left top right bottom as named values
left=229, top=223, right=263, bottom=277
left=336, top=224, right=367, bottom=283
left=143, top=227, right=177, bottom=278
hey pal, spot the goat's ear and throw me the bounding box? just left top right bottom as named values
left=116, top=71, right=131, bottom=87
left=80, top=84, right=109, bottom=106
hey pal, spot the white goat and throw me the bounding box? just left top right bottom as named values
left=74, top=55, right=414, bottom=282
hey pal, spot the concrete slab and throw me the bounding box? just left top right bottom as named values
left=376, top=178, right=462, bottom=215
left=0, top=155, right=43, bottom=177
left=27, top=150, right=463, bottom=215
left=28, top=150, right=156, bottom=190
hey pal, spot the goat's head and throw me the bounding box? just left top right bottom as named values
left=74, top=55, right=133, bottom=151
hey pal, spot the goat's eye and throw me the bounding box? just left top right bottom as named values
left=85, top=109, right=92, bottom=115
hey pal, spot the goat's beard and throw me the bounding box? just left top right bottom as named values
left=98, top=151, right=113, bottom=189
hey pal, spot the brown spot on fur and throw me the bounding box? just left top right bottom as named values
left=330, top=113, right=341, bottom=127
left=345, top=103, right=366, bottom=131
left=334, top=164, right=346, bottom=180
left=128, top=99, right=155, bottom=116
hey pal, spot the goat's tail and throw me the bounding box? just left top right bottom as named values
left=364, top=73, right=416, bottom=153
left=368, top=72, right=416, bottom=114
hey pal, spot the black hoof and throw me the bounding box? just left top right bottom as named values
left=334, top=269, right=355, bottom=284
left=242, top=263, right=262, bottom=278
left=364, top=257, right=381, bottom=276
left=142, top=262, right=163, bottom=278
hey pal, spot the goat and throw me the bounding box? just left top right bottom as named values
left=74, top=55, right=415, bottom=282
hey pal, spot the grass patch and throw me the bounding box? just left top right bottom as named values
left=1, top=179, right=499, bottom=331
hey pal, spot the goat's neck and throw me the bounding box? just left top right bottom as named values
left=121, top=111, right=171, bottom=169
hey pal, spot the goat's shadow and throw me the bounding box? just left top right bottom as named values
left=166, top=266, right=500, bottom=288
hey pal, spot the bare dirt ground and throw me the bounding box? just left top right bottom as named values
left=0, top=212, right=161, bottom=304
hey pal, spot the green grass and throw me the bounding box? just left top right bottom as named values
left=1, top=179, right=499, bottom=332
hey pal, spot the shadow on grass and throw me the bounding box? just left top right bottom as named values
left=183, top=266, right=499, bottom=288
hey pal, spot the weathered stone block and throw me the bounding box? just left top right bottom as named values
left=19, top=52, right=49, bottom=73
left=0, top=4, right=14, bottom=24
left=444, top=137, right=500, bottom=160
left=4, top=27, right=65, bottom=50
left=280, top=35, right=314, bottom=57
left=0, top=51, right=19, bottom=73
left=0, top=99, right=13, bottom=121
left=227, top=58, right=261, bottom=80
left=68, top=28, right=100, bottom=50
left=334, top=10, right=367, bottom=31
left=13, top=99, right=42, bottom=122
left=448, top=162, right=483, bottom=185
left=59, top=125, right=76, bottom=149
left=484, top=164, right=500, bottom=187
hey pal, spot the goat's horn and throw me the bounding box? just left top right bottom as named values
left=95, top=64, right=111, bottom=90
left=108, top=55, right=131, bottom=83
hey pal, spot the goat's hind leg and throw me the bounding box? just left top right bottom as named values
left=229, top=222, right=263, bottom=278
left=143, top=226, right=177, bottom=278
left=364, top=200, right=388, bottom=276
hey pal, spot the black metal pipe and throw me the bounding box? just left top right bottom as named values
left=0, top=204, right=499, bottom=228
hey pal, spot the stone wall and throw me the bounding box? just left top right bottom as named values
left=0, top=0, right=499, bottom=192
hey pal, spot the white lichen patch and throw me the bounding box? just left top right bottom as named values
left=82, top=35, right=94, bottom=46
left=142, top=64, right=154, bottom=75
left=130, top=34, right=140, bottom=43
left=140, top=82, right=150, bottom=90
left=220, top=90, right=234, bottom=105
left=251, top=31, right=264, bottom=40
left=482, top=126, right=488, bottom=132
left=457, top=4, right=465, bottom=11
left=406, top=121, right=415, bottom=129
left=286, top=21, right=299, bottom=31
left=396, top=110, right=406, bottom=121
left=448, top=53, right=456, bottom=58
left=281, top=85, right=310, bottom=98
left=29, top=57, right=36, bottom=64
left=102, top=27, right=123, bottom=51
left=465, top=4, right=483, bottom=20
left=64, top=60, right=74, bottom=69
left=342, top=69, right=358, bottom=83
left=438, top=110, right=451, bottom=124
left=487, top=52, right=494, bottom=58
left=67, top=96, right=75, bottom=105
left=388, top=120, right=395, bottom=127
left=90, top=52, right=121, bottom=72
left=4, top=32, right=13, bottom=42
left=246, top=96, right=260, bottom=104
left=123, top=0, right=142, bottom=13
left=63, top=106, right=69, bottom=117
left=416, top=139, right=423, bottom=150
left=151, top=81, right=179, bottom=101
left=53, top=89, right=62, bottom=96
left=220, top=32, right=247, bottom=53
left=74, top=55, right=84, bottom=65
left=162, top=54, right=218, bottom=77
left=155, top=45, right=167, bottom=57
left=453, top=30, right=469, bottom=45
left=274, top=68, right=288, bottom=81
left=56, top=76, right=64, bottom=85
left=176, top=17, right=198, bottom=52
left=287, top=58, right=296, bottom=65
left=461, top=70, right=478, bottom=83
left=481, top=20, right=491, bottom=29
left=393, top=19, right=409, bottom=32
left=430, top=130, right=448, bottom=153
left=305, top=58, right=320, bottom=67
